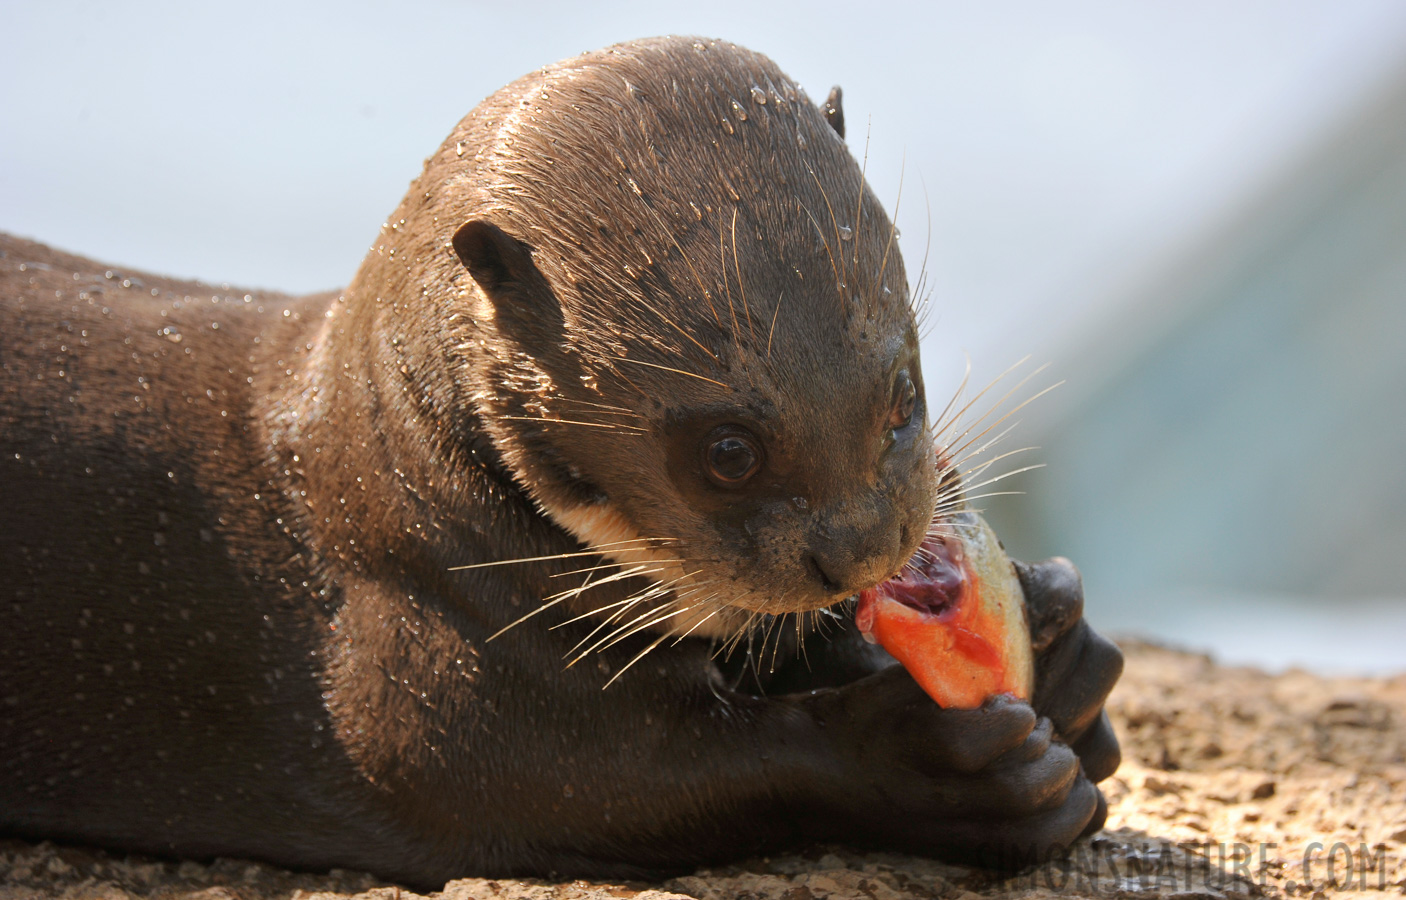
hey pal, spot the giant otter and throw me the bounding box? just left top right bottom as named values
left=0, top=36, right=1121, bottom=888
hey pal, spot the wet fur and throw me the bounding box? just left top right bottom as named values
left=0, top=37, right=1121, bottom=888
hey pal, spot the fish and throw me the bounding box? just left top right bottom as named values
left=855, top=511, right=1034, bottom=708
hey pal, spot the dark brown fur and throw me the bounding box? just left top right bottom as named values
left=0, top=38, right=1121, bottom=888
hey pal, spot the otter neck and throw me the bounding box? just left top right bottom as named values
left=263, top=238, right=538, bottom=580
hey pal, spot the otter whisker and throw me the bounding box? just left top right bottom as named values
left=813, top=603, right=843, bottom=641
left=730, top=208, right=756, bottom=345
left=928, top=502, right=968, bottom=523
left=798, top=198, right=843, bottom=294
left=932, top=355, right=1036, bottom=432
left=553, top=398, right=647, bottom=418
left=485, top=568, right=613, bottom=642
left=939, top=375, right=1061, bottom=461
left=931, top=356, right=1036, bottom=443
left=715, top=607, right=762, bottom=660
left=931, top=377, right=1056, bottom=508
left=766, top=291, right=783, bottom=360
left=932, top=467, right=1036, bottom=507
left=913, top=175, right=935, bottom=335
left=601, top=626, right=682, bottom=688
left=618, top=593, right=731, bottom=649
left=587, top=577, right=715, bottom=639
left=874, top=149, right=904, bottom=304
left=952, top=465, right=1046, bottom=498
left=506, top=561, right=677, bottom=639
left=930, top=355, right=974, bottom=445
left=486, top=558, right=638, bottom=643
left=560, top=594, right=663, bottom=662
left=949, top=443, right=1035, bottom=496
left=718, top=219, right=743, bottom=358
left=608, top=356, right=729, bottom=389
left=631, top=191, right=723, bottom=328
left=793, top=610, right=810, bottom=673
left=913, top=533, right=962, bottom=555
left=940, top=361, right=1052, bottom=440
left=761, top=610, right=794, bottom=675
left=938, top=491, right=1026, bottom=515
left=625, top=289, right=720, bottom=362
left=958, top=445, right=1038, bottom=484
left=486, top=596, right=573, bottom=642
left=714, top=609, right=760, bottom=672
left=668, top=604, right=726, bottom=645
left=573, top=586, right=714, bottom=664
left=447, top=538, right=674, bottom=572
left=563, top=571, right=713, bottom=654
left=548, top=558, right=687, bottom=580
left=760, top=610, right=788, bottom=674
left=548, top=566, right=668, bottom=616
left=952, top=425, right=1027, bottom=471
left=919, top=516, right=965, bottom=532
left=804, top=161, right=851, bottom=295
left=616, top=569, right=717, bottom=610
left=551, top=564, right=687, bottom=629
left=852, top=120, right=871, bottom=273
left=560, top=596, right=651, bottom=655
left=497, top=415, right=648, bottom=433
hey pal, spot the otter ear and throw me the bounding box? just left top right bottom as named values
left=452, top=219, right=564, bottom=341
left=453, top=220, right=540, bottom=294
left=822, top=86, right=845, bottom=139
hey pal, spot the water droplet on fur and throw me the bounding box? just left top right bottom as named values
left=720, top=116, right=734, bottom=135
left=749, top=86, right=767, bottom=105
left=838, top=225, right=854, bottom=241
left=729, top=99, right=747, bottom=121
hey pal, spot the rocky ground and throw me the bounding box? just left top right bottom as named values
left=4, top=640, right=1403, bottom=900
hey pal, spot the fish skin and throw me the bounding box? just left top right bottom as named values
left=857, top=512, right=1033, bottom=709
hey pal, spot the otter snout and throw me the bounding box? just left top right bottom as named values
left=805, top=506, right=913, bottom=598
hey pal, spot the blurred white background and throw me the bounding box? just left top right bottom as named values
left=4, top=1, right=1405, bottom=673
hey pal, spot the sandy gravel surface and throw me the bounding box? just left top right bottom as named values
left=4, top=640, right=1403, bottom=900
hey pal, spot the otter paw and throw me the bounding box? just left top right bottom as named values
left=796, top=666, right=1103, bottom=865
left=1015, top=557, right=1123, bottom=778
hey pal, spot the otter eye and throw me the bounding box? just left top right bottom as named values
left=888, top=369, right=917, bottom=430
left=703, top=429, right=762, bottom=486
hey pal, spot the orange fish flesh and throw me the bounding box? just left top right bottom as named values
left=855, top=511, right=1033, bottom=708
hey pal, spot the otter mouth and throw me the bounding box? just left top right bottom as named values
left=853, top=512, right=1034, bottom=709
left=857, top=533, right=967, bottom=621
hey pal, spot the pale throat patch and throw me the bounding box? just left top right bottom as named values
left=545, top=499, right=743, bottom=640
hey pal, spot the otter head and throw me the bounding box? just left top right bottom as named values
left=444, top=38, right=938, bottom=636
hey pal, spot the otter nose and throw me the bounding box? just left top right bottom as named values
left=805, top=554, right=845, bottom=594
left=806, top=522, right=903, bottom=596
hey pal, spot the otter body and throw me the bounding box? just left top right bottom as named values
left=0, top=38, right=1121, bottom=887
